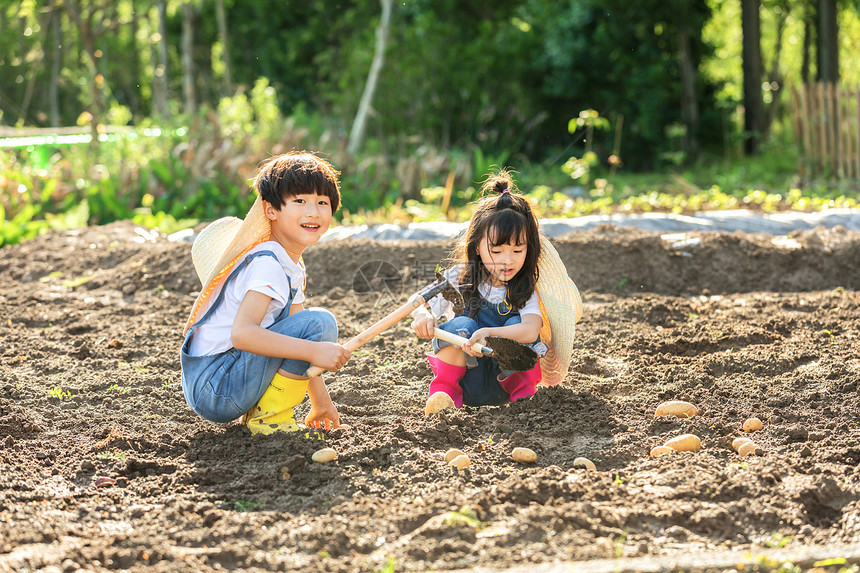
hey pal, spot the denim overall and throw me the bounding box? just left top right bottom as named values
left=180, top=250, right=338, bottom=423
left=433, top=294, right=541, bottom=407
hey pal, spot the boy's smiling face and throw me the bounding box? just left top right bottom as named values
left=264, top=192, right=332, bottom=259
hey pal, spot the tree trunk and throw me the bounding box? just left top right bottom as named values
left=153, top=0, right=169, bottom=117
left=21, top=3, right=55, bottom=124
left=215, top=0, right=232, bottom=95
left=741, top=0, right=764, bottom=155
left=678, top=25, right=699, bottom=156
left=801, top=1, right=813, bottom=83
left=817, top=0, right=838, bottom=82
left=49, top=4, right=61, bottom=126
left=128, top=0, right=141, bottom=115
left=764, top=2, right=788, bottom=133
left=182, top=1, right=196, bottom=115
left=347, top=0, right=394, bottom=155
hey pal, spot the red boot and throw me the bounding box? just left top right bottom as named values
left=498, top=363, right=542, bottom=402
left=426, top=354, right=465, bottom=409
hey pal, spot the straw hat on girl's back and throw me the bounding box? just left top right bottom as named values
left=184, top=194, right=271, bottom=334
left=536, top=235, right=583, bottom=387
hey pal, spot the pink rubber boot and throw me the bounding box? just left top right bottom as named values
left=498, top=363, right=542, bottom=402
left=426, top=354, right=465, bottom=409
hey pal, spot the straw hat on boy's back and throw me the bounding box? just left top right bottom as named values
left=536, top=235, right=583, bottom=387
left=184, top=194, right=271, bottom=334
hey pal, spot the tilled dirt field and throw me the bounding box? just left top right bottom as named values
left=1, top=221, right=859, bottom=573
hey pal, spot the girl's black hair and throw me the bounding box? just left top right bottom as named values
left=453, top=169, right=541, bottom=318
left=254, top=151, right=341, bottom=212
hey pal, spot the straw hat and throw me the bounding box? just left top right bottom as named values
left=183, top=195, right=271, bottom=334
left=536, top=235, right=583, bottom=386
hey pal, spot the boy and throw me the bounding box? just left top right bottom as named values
left=180, top=151, right=350, bottom=434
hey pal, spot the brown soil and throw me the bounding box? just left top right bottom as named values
left=1, top=222, right=859, bottom=572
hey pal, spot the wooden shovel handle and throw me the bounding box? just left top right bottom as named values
left=432, top=328, right=492, bottom=356
left=304, top=292, right=428, bottom=378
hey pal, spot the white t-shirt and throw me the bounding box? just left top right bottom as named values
left=188, top=241, right=306, bottom=356
left=428, top=265, right=541, bottom=320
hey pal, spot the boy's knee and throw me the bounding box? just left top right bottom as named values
left=305, top=307, right=338, bottom=342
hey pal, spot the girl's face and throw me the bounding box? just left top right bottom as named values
left=477, top=233, right=527, bottom=286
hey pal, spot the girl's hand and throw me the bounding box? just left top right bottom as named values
left=463, top=328, right=492, bottom=357
left=311, top=342, right=351, bottom=372
left=411, top=308, right=438, bottom=339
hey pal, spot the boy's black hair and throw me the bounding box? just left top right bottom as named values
left=454, top=169, right=541, bottom=317
left=254, top=151, right=341, bottom=212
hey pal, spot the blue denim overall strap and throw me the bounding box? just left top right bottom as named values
left=185, top=250, right=293, bottom=338
left=180, top=250, right=298, bottom=422
left=474, top=292, right=516, bottom=329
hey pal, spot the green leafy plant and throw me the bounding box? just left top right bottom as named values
left=443, top=506, right=485, bottom=531
left=225, top=499, right=265, bottom=512
left=47, top=387, right=72, bottom=399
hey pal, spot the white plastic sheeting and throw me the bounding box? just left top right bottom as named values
left=320, top=209, right=860, bottom=241
left=168, top=208, right=860, bottom=243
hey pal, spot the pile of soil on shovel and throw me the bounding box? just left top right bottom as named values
left=1, top=221, right=859, bottom=572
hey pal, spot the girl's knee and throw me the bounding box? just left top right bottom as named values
left=445, top=316, right=479, bottom=337
left=503, top=315, right=522, bottom=327
left=305, top=307, right=338, bottom=342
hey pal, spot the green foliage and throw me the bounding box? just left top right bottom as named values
left=47, top=386, right=78, bottom=399
left=224, top=499, right=265, bottom=512
left=1, top=68, right=856, bottom=248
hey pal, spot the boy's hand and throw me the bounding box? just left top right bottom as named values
left=305, top=399, right=341, bottom=430
left=311, top=342, right=351, bottom=372
left=305, top=376, right=340, bottom=430
left=411, top=308, right=438, bottom=339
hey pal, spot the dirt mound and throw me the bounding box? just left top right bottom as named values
left=1, top=221, right=859, bottom=572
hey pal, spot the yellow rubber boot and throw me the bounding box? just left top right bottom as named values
left=243, top=373, right=309, bottom=435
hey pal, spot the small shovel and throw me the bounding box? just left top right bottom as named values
left=433, top=328, right=539, bottom=372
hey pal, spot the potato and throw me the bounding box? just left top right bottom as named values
left=573, top=457, right=596, bottom=471
left=664, top=433, right=702, bottom=452
left=654, top=400, right=699, bottom=418
left=649, top=446, right=673, bottom=457
left=743, top=417, right=763, bottom=432
left=448, top=454, right=470, bottom=470
left=732, top=437, right=753, bottom=452
left=738, top=441, right=759, bottom=457
left=425, top=391, right=455, bottom=416
left=311, top=447, right=337, bottom=463
left=511, top=447, right=537, bottom=463
left=444, top=448, right=465, bottom=463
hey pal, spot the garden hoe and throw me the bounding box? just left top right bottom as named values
left=306, top=270, right=539, bottom=378
left=304, top=274, right=462, bottom=378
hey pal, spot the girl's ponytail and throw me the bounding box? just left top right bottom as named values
left=452, top=168, right=541, bottom=316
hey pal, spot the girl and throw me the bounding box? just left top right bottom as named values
left=411, top=169, right=581, bottom=412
